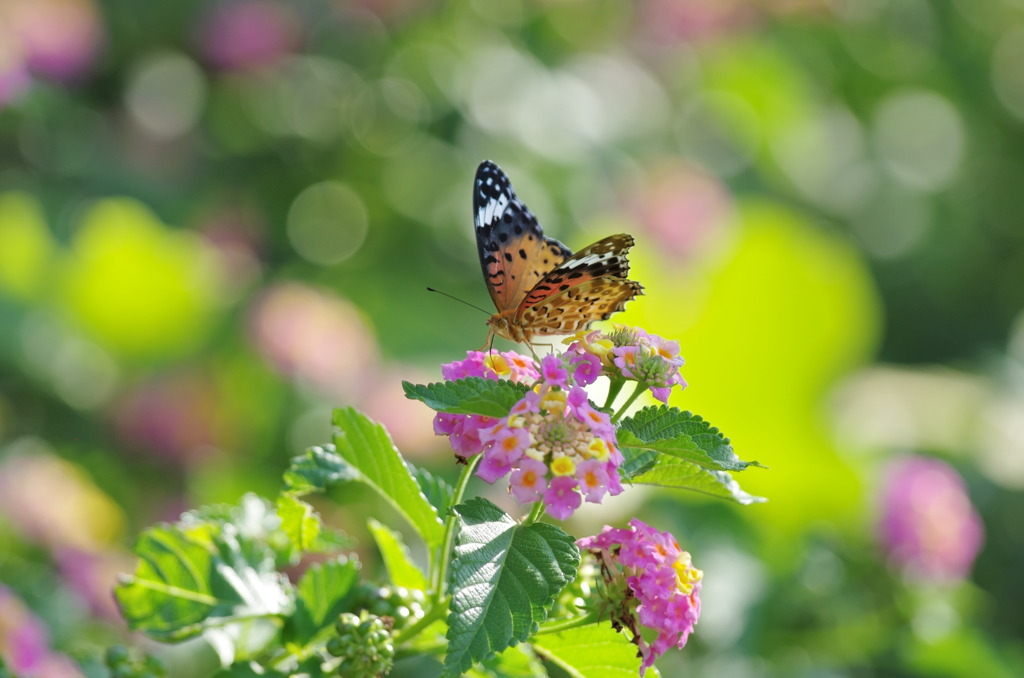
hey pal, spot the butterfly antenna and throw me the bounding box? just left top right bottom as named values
left=426, top=287, right=491, bottom=315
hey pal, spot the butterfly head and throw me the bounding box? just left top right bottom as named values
left=486, top=310, right=530, bottom=344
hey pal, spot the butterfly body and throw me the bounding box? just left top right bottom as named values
left=473, top=161, right=643, bottom=345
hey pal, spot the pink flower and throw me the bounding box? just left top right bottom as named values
left=576, top=459, right=610, bottom=503
left=570, top=325, right=687, bottom=403
left=433, top=350, right=538, bottom=459
left=570, top=352, right=602, bottom=386
left=543, top=476, right=582, bottom=520
left=428, top=348, right=623, bottom=519
left=477, top=451, right=515, bottom=484
left=577, top=519, right=702, bottom=675
left=509, top=458, right=548, bottom=503
left=540, top=354, right=569, bottom=388
left=878, top=456, right=984, bottom=581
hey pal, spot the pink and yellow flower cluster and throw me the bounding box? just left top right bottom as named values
left=567, top=325, right=686, bottom=403
left=577, top=519, right=702, bottom=675
left=432, top=350, right=623, bottom=520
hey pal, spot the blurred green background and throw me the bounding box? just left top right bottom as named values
left=1, top=0, right=1023, bottom=676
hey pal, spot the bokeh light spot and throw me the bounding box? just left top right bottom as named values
left=992, top=27, right=1024, bottom=121
left=125, top=51, right=207, bottom=138
left=872, top=88, right=964, bottom=191
left=286, top=181, right=368, bottom=265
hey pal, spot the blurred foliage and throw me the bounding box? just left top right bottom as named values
left=1, top=0, right=1023, bottom=676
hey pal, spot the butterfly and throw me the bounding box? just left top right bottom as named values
left=474, top=160, right=643, bottom=346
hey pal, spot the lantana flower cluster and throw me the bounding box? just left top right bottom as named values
left=577, top=519, right=702, bottom=675
left=566, top=325, right=686, bottom=403
left=432, top=351, right=539, bottom=459
left=433, top=349, right=622, bottom=520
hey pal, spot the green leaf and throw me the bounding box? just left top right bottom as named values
left=618, top=406, right=762, bottom=472
left=367, top=519, right=428, bottom=590
left=471, top=645, right=547, bottom=678
left=531, top=623, right=645, bottom=678
left=411, top=463, right=454, bottom=518
left=403, top=377, right=529, bottom=417
left=443, top=498, right=579, bottom=678
left=282, top=444, right=358, bottom=496
left=182, top=493, right=297, bottom=568
left=276, top=495, right=321, bottom=553
left=213, top=663, right=290, bottom=678
left=292, top=557, right=361, bottom=646
left=114, top=520, right=293, bottom=643
left=332, top=407, right=444, bottom=550
left=628, top=458, right=766, bottom=505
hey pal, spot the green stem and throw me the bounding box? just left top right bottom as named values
left=431, top=455, right=479, bottom=604
left=523, top=501, right=545, bottom=526
left=602, top=377, right=626, bottom=410
left=611, top=382, right=648, bottom=422
left=535, top=611, right=602, bottom=636
left=393, top=598, right=448, bottom=647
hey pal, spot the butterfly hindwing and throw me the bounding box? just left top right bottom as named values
left=518, top=277, right=644, bottom=336
left=517, top=233, right=635, bottom=311
left=474, top=161, right=572, bottom=313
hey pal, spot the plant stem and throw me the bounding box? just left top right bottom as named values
left=535, top=611, right=601, bottom=635
left=611, top=383, right=648, bottom=422
left=393, top=598, right=448, bottom=647
left=602, top=377, right=626, bottom=410
left=523, top=501, right=545, bottom=526
left=430, top=456, right=479, bottom=604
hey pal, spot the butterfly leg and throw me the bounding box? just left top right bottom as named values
left=521, top=341, right=557, bottom=360
left=479, top=330, right=497, bottom=353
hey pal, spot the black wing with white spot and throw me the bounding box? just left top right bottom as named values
left=473, top=160, right=572, bottom=313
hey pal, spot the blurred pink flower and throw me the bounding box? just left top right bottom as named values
left=878, top=456, right=984, bottom=582
left=0, top=45, right=31, bottom=107
left=637, top=0, right=757, bottom=43
left=362, top=365, right=444, bottom=457
left=0, top=444, right=125, bottom=552
left=248, top=282, right=378, bottom=400
left=0, top=586, right=85, bottom=678
left=627, top=161, right=733, bottom=260
left=6, top=0, right=103, bottom=82
left=198, top=1, right=301, bottom=72
left=55, top=547, right=131, bottom=621
left=113, top=372, right=228, bottom=465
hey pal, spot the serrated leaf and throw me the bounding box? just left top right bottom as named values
left=282, top=444, right=358, bottom=496
left=276, top=495, right=321, bottom=553
left=367, top=519, right=428, bottom=590
left=332, top=408, right=444, bottom=550
left=531, top=623, right=647, bottom=678
left=618, top=406, right=762, bottom=472
left=411, top=463, right=454, bottom=518
left=629, top=457, right=766, bottom=505
left=403, top=377, right=529, bottom=417
left=443, top=498, right=579, bottom=678
left=292, top=557, right=360, bottom=645
left=114, top=520, right=293, bottom=643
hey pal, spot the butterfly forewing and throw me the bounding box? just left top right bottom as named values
left=474, top=161, right=572, bottom=313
